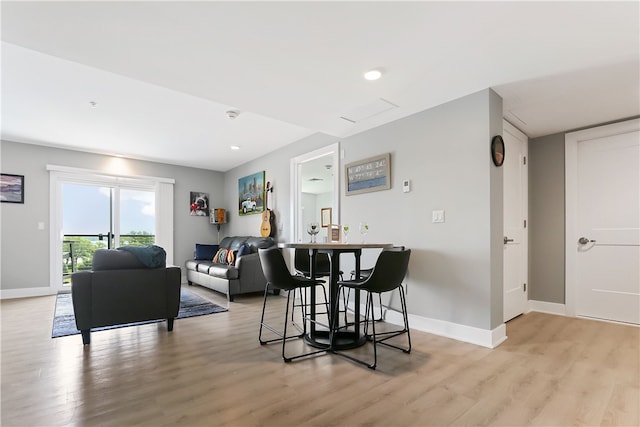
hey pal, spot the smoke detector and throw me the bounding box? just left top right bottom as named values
left=225, top=110, right=240, bottom=120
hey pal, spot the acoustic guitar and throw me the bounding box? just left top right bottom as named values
left=261, top=181, right=276, bottom=237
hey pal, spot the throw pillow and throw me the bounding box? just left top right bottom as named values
left=213, top=248, right=237, bottom=265
left=195, top=244, right=219, bottom=260
left=237, top=243, right=251, bottom=257
left=227, top=250, right=236, bottom=265
left=213, top=248, right=229, bottom=264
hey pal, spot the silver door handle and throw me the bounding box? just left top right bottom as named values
left=503, top=237, right=514, bottom=244
left=578, top=237, right=596, bottom=245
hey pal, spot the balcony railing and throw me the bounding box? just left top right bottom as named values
left=63, top=233, right=155, bottom=284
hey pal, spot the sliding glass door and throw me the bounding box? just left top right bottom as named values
left=62, top=183, right=113, bottom=284
left=49, top=165, right=174, bottom=292
left=60, top=183, right=156, bottom=286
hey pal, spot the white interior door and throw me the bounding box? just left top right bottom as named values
left=575, top=126, right=639, bottom=324
left=503, top=120, right=528, bottom=322
left=566, top=119, right=640, bottom=325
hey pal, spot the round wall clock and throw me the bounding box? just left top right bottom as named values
left=491, top=135, right=505, bottom=167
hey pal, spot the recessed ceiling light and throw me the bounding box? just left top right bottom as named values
left=364, top=69, right=382, bottom=81
left=230, top=145, right=240, bottom=150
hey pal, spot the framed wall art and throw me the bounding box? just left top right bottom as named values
left=238, top=171, right=265, bottom=216
left=0, top=174, right=24, bottom=204
left=321, top=207, right=332, bottom=228
left=190, top=192, right=209, bottom=216
left=345, top=153, right=391, bottom=196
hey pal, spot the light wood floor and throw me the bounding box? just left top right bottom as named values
left=1, top=285, right=638, bottom=427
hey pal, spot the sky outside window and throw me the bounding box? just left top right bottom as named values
left=63, top=184, right=154, bottom=235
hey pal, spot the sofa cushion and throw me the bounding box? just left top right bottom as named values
left=219, top=236, right=249, bottom=251
left=245, top=236, right=276, bottom=251
left=208, top=264, right=239, bottom=280
left=219, top=236, right=275, bottom=253
left=185, top=260, right=200, bottom=270
left=196, top=262, right=213, bottom=274
left=195, top=244, right=219, bottom=260
left=92, top=249, right=147, bottom=271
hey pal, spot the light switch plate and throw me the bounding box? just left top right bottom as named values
left=403, top=179, right=411, bottom=193
left=432, top=210, right=445, bottom=223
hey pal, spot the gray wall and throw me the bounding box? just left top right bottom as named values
left=528, top=133, right=566, bottom=303
left=222, top=132, right=339, bottom=241
left=0, top=140, right=223, bottom=290
left=527, top=117, right=639, bottom=305
left=1, top=88, right=505, bottom=332
left=223, top=89, right=504, bottom=331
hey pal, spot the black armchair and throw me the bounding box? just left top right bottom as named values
left=71, top=247, right=181, bottom=345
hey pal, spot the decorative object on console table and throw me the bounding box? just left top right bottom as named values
left=261, top=181, right=276, bottom=237
left=238, top=171, right=265, bottom=216
left=0, top=173, right=24, bottom=204
left=345, top=152, right=391, bottom=196
left=342, top=225, right=350, bottom=244
left=210, top=208, right=227, bottom=243
left=190, top=192, right=209, bottom=216
left=329, top=224, right=341, bottom=243
left=359, top=221, right=369, bottom=243
left=307, top=222, right=319, bottom=243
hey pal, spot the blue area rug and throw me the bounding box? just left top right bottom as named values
left=52, top=288, right=227, bottom=338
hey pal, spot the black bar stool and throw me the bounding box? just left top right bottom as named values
left=332, top=248, right=412, bottom=370
left=258, top=248, right=328, bottom=362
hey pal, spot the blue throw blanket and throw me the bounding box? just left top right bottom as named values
left=118, top=245, right=166, bottom=268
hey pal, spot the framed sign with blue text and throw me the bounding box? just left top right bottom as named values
left=345, top=153, right=391, bottom=196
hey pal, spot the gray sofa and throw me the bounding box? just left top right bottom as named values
left=185, top=236, right=276, bottom=301
left=71, top=247, right=181, bottom=345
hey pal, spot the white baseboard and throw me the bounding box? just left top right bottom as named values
left=358, top=303, right=507, bottom=349
left=528, top=300, right=566, bottom=316
left=0, top=287, right=58, bottom=299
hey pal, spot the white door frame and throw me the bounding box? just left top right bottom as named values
left=503, top=120, right=528, bottom=321
left=564, top=118, right=640, bottom=317
left=290, top=143, right=340, bottom=244
left=48, top=165, right=175, bottom=292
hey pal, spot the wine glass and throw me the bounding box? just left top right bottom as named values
left=359, top=222, right=369, bottom=243
left=307, top=222, right=319, bottom=243
left=343, top=225, right=350, bottom=243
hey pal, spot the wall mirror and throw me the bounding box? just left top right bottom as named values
left=291, top=143, right=340, bottom=243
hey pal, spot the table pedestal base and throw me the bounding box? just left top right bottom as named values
left=304, top=330, right=367, bottom=350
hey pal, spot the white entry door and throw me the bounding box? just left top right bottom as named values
left=566, top=119, right=640, bottom=325
left=503, top=121, right=528, bottom=322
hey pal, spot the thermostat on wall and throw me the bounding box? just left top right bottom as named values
left=403, top=179, right=411, bottom=193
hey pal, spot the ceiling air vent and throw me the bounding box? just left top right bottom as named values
left=340, top=98, right=398, bottom=123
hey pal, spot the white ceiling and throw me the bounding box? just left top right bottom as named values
left=2, top=1, right=638, bottom=172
